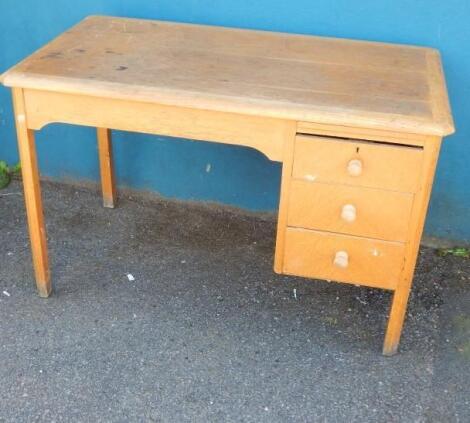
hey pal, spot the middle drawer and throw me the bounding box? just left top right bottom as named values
left=287, top=180, right=413, bottom=242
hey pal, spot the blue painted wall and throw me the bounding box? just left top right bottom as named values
left=1, top=0, right=469, bottom=242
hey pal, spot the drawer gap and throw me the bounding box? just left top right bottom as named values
left=286, top=225, right=405, bottom=244
left=296, top=132, right=423, bottom=150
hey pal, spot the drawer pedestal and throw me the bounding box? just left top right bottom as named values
left=274, top=130, right=442, bottom=355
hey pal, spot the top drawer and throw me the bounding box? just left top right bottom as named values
left=293, top=135, right=423, bottom=193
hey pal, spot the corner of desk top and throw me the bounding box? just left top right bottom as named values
left=0, top=67, right=21, bottom=88
left=0, top=69, right=38, bottom=92
left=424, top=48, right=455, bottom=137
left=81, top=14, right=107, bottom=23
left=0, top=70, right=9, bottom=86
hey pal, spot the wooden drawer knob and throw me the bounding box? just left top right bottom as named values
left=341, top=204, right=357, bottom=222
left=347, top=159, right=363, bottom=176
left=333, top=251, right=349, bottom=268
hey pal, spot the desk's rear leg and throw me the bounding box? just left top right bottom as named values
left=12, top=88, right=51, bottom=297
left=97, top=128, right=116, bottom=208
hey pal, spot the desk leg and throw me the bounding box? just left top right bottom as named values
left=383, top=139, right=441, bottom=356
left=383, top=287, right=412, bottom=356
left=97, top=128, right=116, bottom=208
left=273, top=126, right=297, bottom=273
left=12, top=88, right=51, bottom=297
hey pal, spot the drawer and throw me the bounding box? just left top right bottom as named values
left=287, top=180, right=413, bottom=242
left=283, top=228, right=405, bottom=290
left=293, top=135, right=423, bottom=193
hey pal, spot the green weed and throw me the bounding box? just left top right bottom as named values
left=0, top=161, right=21, bottom=189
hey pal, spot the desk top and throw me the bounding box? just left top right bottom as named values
left=1, top=15, right=454, bottom=136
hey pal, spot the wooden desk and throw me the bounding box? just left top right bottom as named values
left=0, top=16, right=454, bottom=355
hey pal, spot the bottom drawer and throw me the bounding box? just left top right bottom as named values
left=283, top=228, right=405, bottom=290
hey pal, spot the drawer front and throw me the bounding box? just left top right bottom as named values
left=287, top=180, right=414, bottom=242
left=283, top=228, right=405, bottom=290
left=293, top=135, right=423, bottom=193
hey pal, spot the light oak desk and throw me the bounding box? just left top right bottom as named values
left=1, top=16, right=454, bottom=355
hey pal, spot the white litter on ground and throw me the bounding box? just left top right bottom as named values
left=2, top=291, right=10, bottom=297
left=355, top=296, right=367, bottom=305
left=293, top=288, right=297, bottom=300
left=127, top=273, right=135, bottom=282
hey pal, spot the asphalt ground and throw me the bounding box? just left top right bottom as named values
left=0, top=180, right=469, bottom=422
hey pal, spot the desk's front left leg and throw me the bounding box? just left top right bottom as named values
left=12, top=88, right=51, bottom=297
